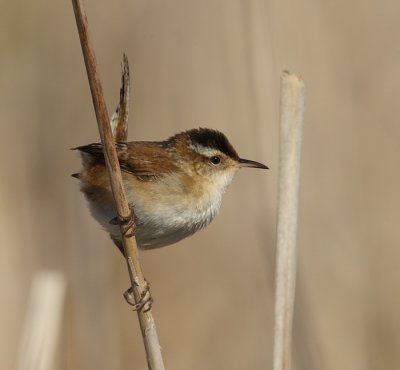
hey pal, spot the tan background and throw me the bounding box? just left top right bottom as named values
left=1, top=0, right=399, bottom=369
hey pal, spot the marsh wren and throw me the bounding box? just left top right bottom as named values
left=73, top=128, right=268, bottom=251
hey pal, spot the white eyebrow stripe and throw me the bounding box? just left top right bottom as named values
left=188, top=142, right=221, bottom=157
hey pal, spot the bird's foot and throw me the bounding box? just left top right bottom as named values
left=123, top=279, right=153, bottom=312
left=110, top=208, right=136, bottom=237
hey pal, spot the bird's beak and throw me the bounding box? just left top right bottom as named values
left=239, top=158, right=269, bottom=169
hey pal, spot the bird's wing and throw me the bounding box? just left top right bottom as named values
left=74, top=142, right=178, bottom=181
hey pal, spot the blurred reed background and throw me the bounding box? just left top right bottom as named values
left=1, top=1, right=399, bottom=369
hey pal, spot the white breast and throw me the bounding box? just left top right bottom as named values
left=86, top=169, right=237, bottom=250
left=132, top=169, right=237, bottom=249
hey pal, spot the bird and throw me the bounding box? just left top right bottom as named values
left=73, top=128, right=268, bottom=253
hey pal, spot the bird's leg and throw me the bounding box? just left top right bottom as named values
left=123, top=278, right=153, bottom=312
left=110, top=211, right=151, bottom=311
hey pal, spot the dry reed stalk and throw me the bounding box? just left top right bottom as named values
left=16, top=272, right=66, bottom=370
left=71, top=1, right=165, bottom=369
left=273, top=71, right=305, bottom=370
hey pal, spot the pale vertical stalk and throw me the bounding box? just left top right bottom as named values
left=71, top=1, right=165, bottom=369
left=17, top=272, right=66, bottom=370
left=273, top=72, right=305, bottom=370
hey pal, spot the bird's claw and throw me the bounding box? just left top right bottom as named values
left=123, top=279, right=153, bottom=313
left=109, top=209, right=136, bottom=237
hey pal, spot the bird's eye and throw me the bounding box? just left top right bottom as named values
left=210, top=156, right=221, bottom=165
